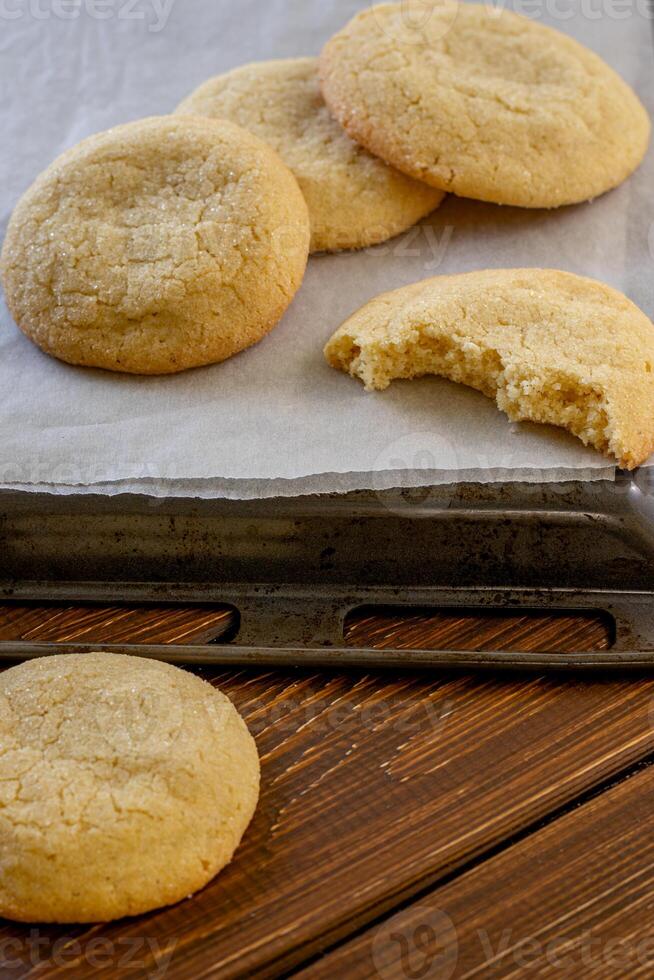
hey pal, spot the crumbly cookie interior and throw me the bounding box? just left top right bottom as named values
left=324, top=276, right=654, bottom=470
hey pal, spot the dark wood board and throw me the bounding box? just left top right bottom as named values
left=297, top=761, right=654, bottom=979
left=0, top=604, right=650, bottom=979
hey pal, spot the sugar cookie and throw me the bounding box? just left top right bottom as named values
left=176, top=58, right=443, bottom=253
left=0, top=116, right=310, bottom=373
left=320, top=2, right=650, bottom=207
left=0, top=653, right=260, bottom=923
left=325, top=269, right=654, bottom=469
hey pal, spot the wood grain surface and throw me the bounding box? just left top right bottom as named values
left=0, top=604, right=650, bottom=980
left=299, top=761, right=654, bottom=979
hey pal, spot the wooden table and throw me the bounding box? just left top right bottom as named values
left=0, top=602, right=652, bottom=979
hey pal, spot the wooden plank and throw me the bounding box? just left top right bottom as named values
left=0, top=603, right=236, bottom=646
left=296, top=762, right=654, bottom=979
left=344, top=608, right=612, bottom=653
left=0, top=607, right=649, bottom=979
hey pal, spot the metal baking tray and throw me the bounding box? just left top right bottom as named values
left=2, top=471, right=654, bottom=670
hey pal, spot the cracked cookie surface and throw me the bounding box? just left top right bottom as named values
left=319, top=2, right=650, bottom=207
left=176, top=58, right=443, bottom=253
left=0, top=116, right=310, bottom=374
left=0, top=652, right=260, bottom=923
left=324, top=269, right=654, bottom=469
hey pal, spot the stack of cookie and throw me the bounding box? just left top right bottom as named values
left=0, top=1, right=653, bottom=469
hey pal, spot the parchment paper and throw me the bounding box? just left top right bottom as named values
left=0, top=0, right=652, bottom=498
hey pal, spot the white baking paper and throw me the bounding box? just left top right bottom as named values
left=0, top=0, right=652, bottom=498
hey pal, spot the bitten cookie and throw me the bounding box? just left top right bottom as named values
left=324, top=269, right=654, bottom=469
left=176, top=58, right=443, bottom=253
left=0, top=116, right=310, bottom=374
left=0, top=652, right=260, bottom=923
left=319, top=2, right=651, bottom=208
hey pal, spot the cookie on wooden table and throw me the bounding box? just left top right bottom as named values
left=324, top=268, right=654, bottom=469
left=0, top=116, right=310, bottom=374
left=0, top=652, right=260, bottom=923
left=319, top=2, right=651, bottom=208
left=176, top=58, right=444, bottom=253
